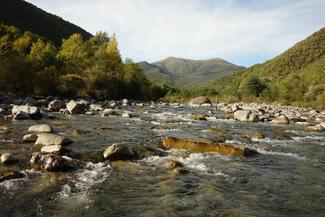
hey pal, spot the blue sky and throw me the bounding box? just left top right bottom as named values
left=26, top=0, right=325, bottom=67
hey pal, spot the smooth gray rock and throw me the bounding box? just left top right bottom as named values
left=35, top=133, right=73, bottom=146
left=28, top=124, right=52, bottom=134
left=270, top=115, right=290, bottom=124
left=41, top=145, right=62, bottom=154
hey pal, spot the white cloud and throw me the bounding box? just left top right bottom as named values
left=26, top=0, right=325, bottom=66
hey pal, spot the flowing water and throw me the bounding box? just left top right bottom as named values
left=0, top=105, right=324, bottom=217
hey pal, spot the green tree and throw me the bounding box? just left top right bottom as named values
left=28, top=39, right=57, bottom=67
left=239, top=76, right=266, bottom=98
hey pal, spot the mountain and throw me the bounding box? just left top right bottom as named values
left=0, top=0, right=92, bottom=45
left=211, top=27, right=325, bottom=107
left=138, top=57, right=244, bottom=86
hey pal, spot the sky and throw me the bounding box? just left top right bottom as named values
left=26, top=0, right=325, bottom=67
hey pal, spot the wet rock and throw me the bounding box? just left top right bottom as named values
left=191, top=114, right=207, bottom=121
left=305, top=124, right=325, bottom=132
left=122, top=111, right=133, bottom=118
left=0, top=125, right=10, bottom=133
left=12, top=105, right=41, bottom=119
left=189, top=96, right=211, bottom=106
left=234, top=110, right=251, bottom=122
left=122, top=99, right=129, bottom=106
left=48, top=100, right=66, bottom=112
left=103, top=143, right=136, bottom=161
left=246, top=131, right=265, bottom=140
left=85, top=111, right=94, bottom=115
left=162, top=137, right=258, bottom=157
left=270, top=115, right=290, bottom=124
left=89, top=104, right=103, bottom=112
left=36, top=99, right=49, bottom=107
left=28, top=124, right=52, bottom=134
left=0, top=171, right=26, bottom=182
left=171, top=167, right=189, bottom=175
left=23, top=97, right=37, bottom=106
left=30, top=152, right=77, bottom=172
left=41, top=145, right=63, bottom=154
left=111, top=160, right=141, bottom=172
left=13, top=111, right=30, bottom=120
left=162, top=159, right=183, bottom=169
left=23, top=134, right=38, bottom=142
left=35, top=133, right=73, bottom=147
left=66, top=100, right=86, bottom=115
left=1, top=153, right=18, bottom=165
left=102, top=108, right=117, bottom=116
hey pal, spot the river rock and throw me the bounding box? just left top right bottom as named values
left=35, top=133, right=73, bottom=146
left=89, top=104, right=103, bottom=112
left=23, top=97, right=37, bottom=106
left=162, top=159, right=183, bottom=169
left=191, top=114, right=207, bottom=121
left=0, top=171, right=26, bottom=182
left=48, top=100, right=66, bottom=112
left=103, top=143, right=136, bottom=161
left=12, top=105, right=41, bottom=119
left=30, top=152, right=76, bottom=171
left=162, top=137, right=258, bottom=157
left=189, top=96, right=211, bottom=106
left=122, top=112, right=133, bottom=118
left=1, top=153, right=18, bottom=165
left=305, top=124, right=325, bottom=132
left=66, top=100, right=86, bottom=115
left=171, top=167, right=189, bottom=175
left=23, top=134, right=38, bottom=142
left=234, top=110, right=251, bottom=122
left=41, top=145, right=62, bottom=154
left=0, top=125, right=10, bottom=133
left=102, top=108, right=117, bottom=116
left=28, top=124, right=52, bottom=134
left=13, top=111, right=30, bottom=120
left=122, top=99, right=129, bottom=106
left=270, top=115, right=290, bottom=124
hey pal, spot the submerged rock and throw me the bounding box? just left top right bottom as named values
left=162, top=137, right=258, bottom=157
left=191, top=114, right=207, bottom=121
left=35, top=133, right=73, bottom=147
left=30, top=152, right=77, bottom=171
left=171, top=167, right=189, bottom=175
left=28, top=124, right=52, bottom=134
left=0, top=171, right=26, bottom=182
left=103, top=143, right=136, bottom=161
left=162, top=159, right=183, bottom=169
left=1, top=153, right=18, bottom=165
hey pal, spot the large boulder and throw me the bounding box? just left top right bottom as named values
left=103, top=143, right=136, bottom=161
left=35, top=133, right=73, bottom=147
left=28, top=124, right=52, bottom=134
left=30, top=152, right=77, bottom=171
left=1, top=153, right=18, bottom=165
left=270, top=115, right=290, bottom=124
left=12, top=105, right=41, bottom=119
left=189, top=96, right=211, bottom=106
left=234, top=110, right=251, bottom=122
left=48, top=100, right=66, bottom=112
left=13, top=111, right=29, bottom=120
left=66, top=100, right=87, bottom=115
left=162, top=137, right=258, bottom=157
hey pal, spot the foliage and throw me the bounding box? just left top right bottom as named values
left=0, top=23, right=169, bottom=100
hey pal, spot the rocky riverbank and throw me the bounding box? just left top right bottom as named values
left=0, top=95, right=324, bottom=180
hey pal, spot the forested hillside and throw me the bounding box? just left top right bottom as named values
left=170, top=28, right=325, bottom=107
left=0, top=24, right=172, bottom=99
left=0, top=0, right=92, bottom=45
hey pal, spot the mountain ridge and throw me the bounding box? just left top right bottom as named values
left=138, top=56, right=245, bottom=86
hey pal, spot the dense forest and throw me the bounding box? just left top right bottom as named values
left=0, top=24, right=173, bottom=100
left=165, top=27, right=325, bottom=108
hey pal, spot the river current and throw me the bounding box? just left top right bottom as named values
left=0, top=104, right=324, bottom=217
